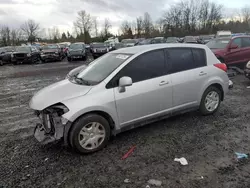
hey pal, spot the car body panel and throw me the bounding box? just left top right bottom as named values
left=209, top=36, right=250, bottom=65
left=114, top=75, right=173, bottom=127
left=29, top=79, right=92, bottom=111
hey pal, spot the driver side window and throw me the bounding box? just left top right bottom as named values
left=106, top=49, right=166, bottom=88
left=231, top=38, right=242, bottom=48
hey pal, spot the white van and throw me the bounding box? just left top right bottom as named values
left=215, top=31, right=232, bottom=38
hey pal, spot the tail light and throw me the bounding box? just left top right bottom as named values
left=214, top=63, right=227, bottom=72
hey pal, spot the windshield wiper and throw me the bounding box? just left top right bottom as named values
left=73, top=75, right=91, bottom=85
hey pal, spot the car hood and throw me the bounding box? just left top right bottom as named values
left=13, top=52, right=28, bottom=54
left=29, top=79, right=92, bottom=110
left=43, top=49, right=58, bottom=52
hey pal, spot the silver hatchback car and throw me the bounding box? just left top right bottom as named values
left=30, top=44, right=230, bottom=154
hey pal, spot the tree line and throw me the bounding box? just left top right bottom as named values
left=1, top=0, right=250, bottom=47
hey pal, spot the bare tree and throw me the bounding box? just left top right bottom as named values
left=21, top=19, right=40, bottom=43
left=0, top=26, right=11, bottom=46
left=103, top=18, right=111, bottom=38
left=143, top=12, right=154, bottom=37
left=241, top=6, right=250, bottom=29
left=93, top=17, right=98, bottom=37
left=10, top=29, right=22, bottom=45
left=120, top=21, right=133, bottom=38
left=74, top=10, right=93, bottom=42
left=136, top=16, right=143, bottom=37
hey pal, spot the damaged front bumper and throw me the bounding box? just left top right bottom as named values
left=34, top=109, right=72, bottom=145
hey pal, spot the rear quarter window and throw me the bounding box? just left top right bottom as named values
left=192, top=48, right=207, bottom=68
left=167, top=48, right=207, bottom=74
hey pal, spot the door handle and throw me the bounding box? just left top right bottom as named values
left=199, top=71, right=207, bottom=76
left=159, top=81, right=169, bottom=86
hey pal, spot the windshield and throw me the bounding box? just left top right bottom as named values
left=218, top=35, right=231, bottom=38
left=1, top=47, right=15, bottom=53
left=206, top=39, right=230, bottom=49
left=185, top=36, right=196, bottom=41
left=69, top=44, right=84, bottom=49
left=200, top=36, right=211, bottom=40
left=92, top=43, right=106, bottom=48
left=75, top=53, right=132, bottom=85
left=16, top=46, right=31, bottom=52
left=121, top=39, right=137, bottom=44
left=43, top=44, right=58, bottom=49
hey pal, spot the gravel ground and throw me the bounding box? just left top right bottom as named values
left=0, top=62, right=250, bottom=188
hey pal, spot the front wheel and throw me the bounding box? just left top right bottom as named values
left=199, top=86, right=222, bottom=115
left=69, top=114, right=111, bottom=154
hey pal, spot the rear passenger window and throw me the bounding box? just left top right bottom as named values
left=242, top=38, right=250, bottom=47
left=167, top=48, right=194, bottom=73
left=192, top=48, right=207, bottom=68
left=167, top=48, right=206, bottom=73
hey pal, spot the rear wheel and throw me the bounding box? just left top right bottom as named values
left=199, top=86, right=222, bottom=115
left=69, top=114, right=110, bottom=154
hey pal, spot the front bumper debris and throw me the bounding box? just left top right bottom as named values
left=229, top=80, right=233, bottom=89
left=244, top=68, right=250, bottom=79
left=34, top=111, right=67, bottom=144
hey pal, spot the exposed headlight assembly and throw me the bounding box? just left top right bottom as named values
left=45, top=103, right=69, bottom=116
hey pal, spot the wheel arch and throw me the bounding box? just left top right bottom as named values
left=64, top=110, right=116, bottom=147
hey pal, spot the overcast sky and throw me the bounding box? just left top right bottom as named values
left=0, top=0, right=249, bottom=36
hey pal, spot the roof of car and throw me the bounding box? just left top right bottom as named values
left=112, top=43, right=208, bottom=54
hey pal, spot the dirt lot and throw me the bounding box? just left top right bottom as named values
left=0, top=62, right=250, bottom=188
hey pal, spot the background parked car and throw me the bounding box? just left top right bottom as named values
left=136, top=38, right=153, bottom=45
left=67, top=42, right=87, bottom=62
left=197, top=35, right=212, bottom=44
left=151, top=37, right=166, bottom=44
left=166, top=37, right=179, bottom=43
left=215, top=30, right=232, bottom=38
left=206, top=36, right=250, bottom=66
left=40, top=44, right=64, bottom=62
left=0, top=46, right=15, bottom=65
left=121, top=39, right=139, bottom=47
left=90, top=43, right=109, bottom=59
left=184, top=36, right=197, bottom=43
left=11, top=46, right=41, bottom=64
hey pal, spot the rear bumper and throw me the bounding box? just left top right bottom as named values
left=244, top=68, right=250, bottom=79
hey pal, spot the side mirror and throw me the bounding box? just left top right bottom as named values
left=230, top=44, right=238, bottom=49
left=118, top=76, right=132, bottom=93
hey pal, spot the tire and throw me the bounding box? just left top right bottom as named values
left=199, top=86, right=222, bottom=115
left=69, top=114, right=111, bottom=154
left=0, top=60, right=3, bottom=66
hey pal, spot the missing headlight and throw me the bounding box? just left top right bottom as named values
left=45, top=103, right=69, bottom=116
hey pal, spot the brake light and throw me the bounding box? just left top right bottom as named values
left=214, top=63, right=227, bottom=72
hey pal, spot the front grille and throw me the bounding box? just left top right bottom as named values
left=44, top=52, right=56, bottom=55
left=70, top=51, right=81, bottom=55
